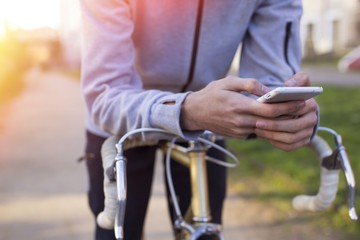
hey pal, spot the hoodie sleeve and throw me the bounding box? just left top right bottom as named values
left=80, top=0, right=192, bottom=138
left=239, top=0, right=303, bottom=87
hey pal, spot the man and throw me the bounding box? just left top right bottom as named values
left=80, top=0, right=318, bottom=239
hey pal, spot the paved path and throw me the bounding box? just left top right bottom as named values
left=302, top=65, right=360, bottom=86
left=0, top=67, right=356, bottom=240
left=0, top=68, right=92, bottom=240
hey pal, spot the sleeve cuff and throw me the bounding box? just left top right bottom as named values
left=150, top=92, right=203, bottom=140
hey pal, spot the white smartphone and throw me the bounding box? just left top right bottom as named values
left=257, top=86, right=323, bottom=103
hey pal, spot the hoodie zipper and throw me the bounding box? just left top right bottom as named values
left=181, top=0, right=204, bottom=92
left=284, top=21, right=296, bottom=74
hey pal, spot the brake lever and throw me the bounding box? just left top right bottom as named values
left=334, top=133, right=358, bottom=220
left=318, top=127, right=358, bottom=221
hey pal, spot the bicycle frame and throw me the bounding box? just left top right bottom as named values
left=97, top=127, right=358, bottom=240
left=160, top=139, right=224, bottom=239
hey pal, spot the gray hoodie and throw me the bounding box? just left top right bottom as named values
left=80, top=0, right=303, bottom=138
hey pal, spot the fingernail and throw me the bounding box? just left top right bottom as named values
left=256, top=120, right=266, bottom=128
left=286, top=78, right=297, bottom=87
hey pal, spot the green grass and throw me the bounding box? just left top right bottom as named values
left=227, top=85, right=360, bottom=236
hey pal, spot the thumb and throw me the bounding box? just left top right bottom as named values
left=223, top=76, right=270, bottom=96
left=285, top=73, right=311, bottom=87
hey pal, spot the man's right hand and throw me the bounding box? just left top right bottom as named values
left=180, top=76, right=316, bottom=151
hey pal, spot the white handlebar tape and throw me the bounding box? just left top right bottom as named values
left=292, top=168, right=340, bottom=211
left=96, top=135, right=159, bottom=230
left=309, top=135, right=332, bottom=159
left=97, top=136, right=119, bottom=229
left=292, top=135, right=340, bottom=212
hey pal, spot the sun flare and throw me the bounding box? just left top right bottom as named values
left=0, top=0, right=60, bottom=36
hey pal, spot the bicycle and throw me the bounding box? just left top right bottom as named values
left=96, top=126, right=358, bottom=240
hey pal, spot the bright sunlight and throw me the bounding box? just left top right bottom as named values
left=0, top=0, right=61, bottom=36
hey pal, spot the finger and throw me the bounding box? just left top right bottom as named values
left=285, top=72, right=311, bottom=87
left=250, top=100, right=306, bottom=118
left=255, top=111, right=317, bottom=133
left=254, top=127, right=314, bottom=144
left=269, top=138, right=311, bottom=152
left=276, top=98, right=318, bottom=117
left=222, top=76, right=270, bottom=97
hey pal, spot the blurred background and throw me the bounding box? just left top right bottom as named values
left=0, top=0, right=359, bottom=240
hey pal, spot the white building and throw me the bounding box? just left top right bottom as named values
left=301, top=0, right=360, bottom=58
